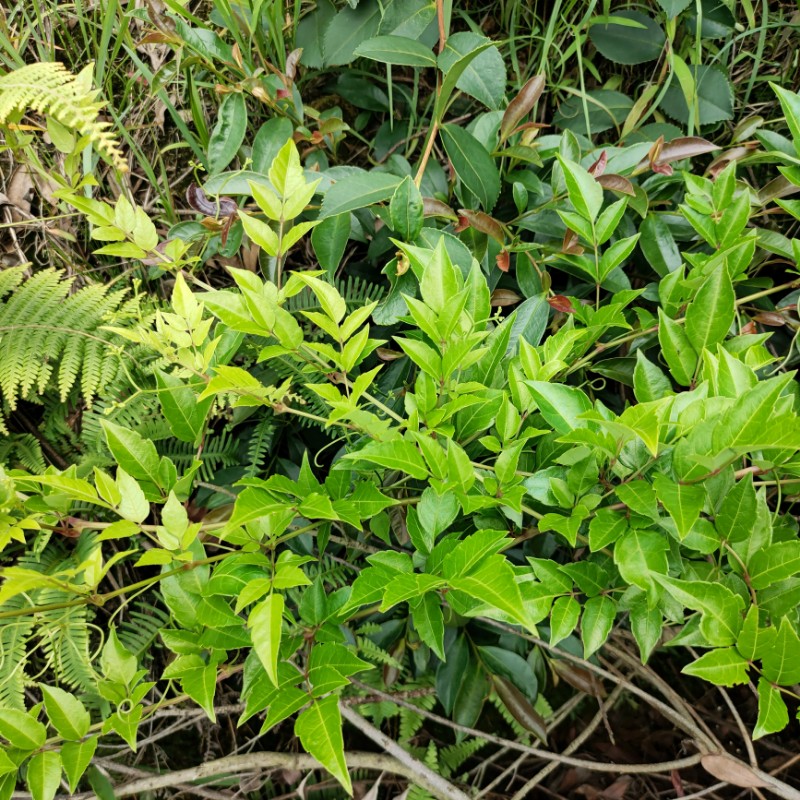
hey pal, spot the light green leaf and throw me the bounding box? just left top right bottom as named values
left=550, top=595, right=581, bottom=646
left=102, top=420, right=161, bottom=487
left=771, top=84, right=800, bottom=158
left=633, top=350, right=672, bottom=402
left=418, top=238, right=462, bottom=314
left=0, top=709, right=46, bottom=750
left=556, top=155, right=603, bottom=223
left=749, top=542, right=800, bottom=590
left=528, top=381, right=592, bottom=434
left=588, top=508, right=629, bottom=551
left=417, top=488, right=458, bottom=546
left=116, top=468, right=149, bottom=524
left=630, top=594, right=662, bottom=663
left=753, top=677, right=789, bottom=739
left=614, top=528, right=669, bottom=591
left=344, top=439, right=429, bottom=479
left=761, top=618, right=800, bottom=685
left=155, top=370, right=212, bottom=443
left=682, top=647, right=749, bottom=686
left=250, top=593, right=284, bottom=686
left=295, top=697, right=352, bottom=795
left=652, top=474, right=705, bottom=538
left=685, top=265, right=735, bottom=352
left=61, top=736, right=98, bottom=793
left=40, top=685, right=91, bottom=740
left=736, top=606, right=777, bottom=662
left=26, top=751, right=61, bottom=800
left=581, top=595, right=616, bottom=658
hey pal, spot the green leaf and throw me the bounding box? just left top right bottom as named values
left=657, top=309, right=697, bottom=385
left=438, top=32, right=506, bottom=110
left=116, top=468, right=149, bottom=523
left=102, top=420, right=161, bottom=487
left=345, top=439, right=429, bottom=479
left=417, top=488, right=459, bottom=548
left=435, top=40, right=493, bottom=119
left=389, top=176, right=424, bottom=241
left=749, top=542, right=800, bottom=590
left=655, top=0, right=692, bottom=18
left=630, top=594, right=662, bottom=663
left=685, top=265, right=735, bottom=352
left=26, top=751, right=61, bottom=800
left=581, top=595, right=616, bottom=658
left=556, top=155, right=603, bottom=223
left=410, top=592, right=446, bottom=661
left=312, top=213, right=351, bottom=278
left=753, top=678, right=789, bottom=739
left=589, top=11, right=665, bottom=65
left=633, top=350, right=672, bottom=403
left=295, top=697, right=351, bottom=795
left=101, top=627, right=137, bottom=686
left=736, top=606, right=777, bottom=661
left=761, top=618, right=800, bottom=685
left=320, top=172, right=401, bottom=218
left=419, top=239, right=462, bottom=314
left=440, top=124, right=501, bottom=212
left=0, top=709, right=46, bottom=750
left=682, top=647, right=749, bottom=686
left=614, top=528, right=669, bottom=592
left=208, top=92, right=247, bottom=174
left=554, top=89, right=634, bottom=135
left=61, top=737, right=98, bottom=793
left=155, top=370, right=212, bottom=443
left=652, top=474, right=705, bottom=538
left=550, top=595, right=581, bottom=646
left=250, top=593, right=284, bottom=686
left=528, top=381, right=592, bottom=434
left=323, top=1, right=381, bottom=66
left=40, top=685, right=91, bottom=740
left=353, top=35, right=436, bottom=67
left=640, top=214, right=682, bottom=276
left=715, top=473, right=757, bottom=543
left=771, top=84, right=800, bottom=158
left=588, top=508, right=629, bottom=551
left=662, top=64, right=734, bottom=126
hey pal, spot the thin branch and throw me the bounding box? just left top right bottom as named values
left=340, top=705, right=470, bottom=800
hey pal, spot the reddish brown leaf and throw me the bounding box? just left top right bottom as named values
left=588, top=150, right=608, bottom=177
left=186, top=184, right=237, bottom=218
left=276, top=87, right=292, bottom=100
left=753, top=311, right=787, bottom=327
left=458, top=209, right=505, bottom=244
left=596, top=173, right=635, bottom=196
left=700, top=755, right=768, bottom=789
left=376, top=347, right=404, bottom=361
left=739, top=321, right=758, bottom=335
left=562, top=229, right=584, bottom=255
left=423, top=197, right=457, bottom=219
left=496, top=249, right=510, bottom=272
left=454, top=214, right=470, bottom=233
left=548, top=294, right=575, bottom=314
left=500, top=74, right=546, bottom=142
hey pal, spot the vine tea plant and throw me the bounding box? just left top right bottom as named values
left=3, top=51, right=800, bottom=799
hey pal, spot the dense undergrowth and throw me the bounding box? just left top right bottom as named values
left=1, top=0, right=800, bottom=798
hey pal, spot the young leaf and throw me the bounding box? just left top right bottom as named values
left=633, top=350, right=672, bottom=402
left=556, top=156, right=604, bottom=223
left=250, top=593, right=284, bottom=686
left=657, top=310, right=697, bottom=386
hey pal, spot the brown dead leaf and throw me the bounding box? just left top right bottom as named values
left=700, top=754, right=769, bottom=789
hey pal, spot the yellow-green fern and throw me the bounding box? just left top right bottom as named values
left=0, top=62, right=126, bottom=172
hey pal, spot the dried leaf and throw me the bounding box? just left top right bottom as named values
left=491, top=288, right=522, bottom=306
left=496, top=249, right=510, bottom=272
left=186, top=184, right=237, bottom=218
left=552, top=660, right=607, bottom=698
left=700, top=755, right=768, bottom=789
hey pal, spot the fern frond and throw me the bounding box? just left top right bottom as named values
left=0, top=597, right=35, bottom=710
left=0, top=269, right=138, bottom=410
left=0, top=62, right=127, bottom=171
left=118, top=598, right=171, bottom=658
left=439, top=737, right=487, bottom=777
left=244, top=415, right=277, bottom=477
